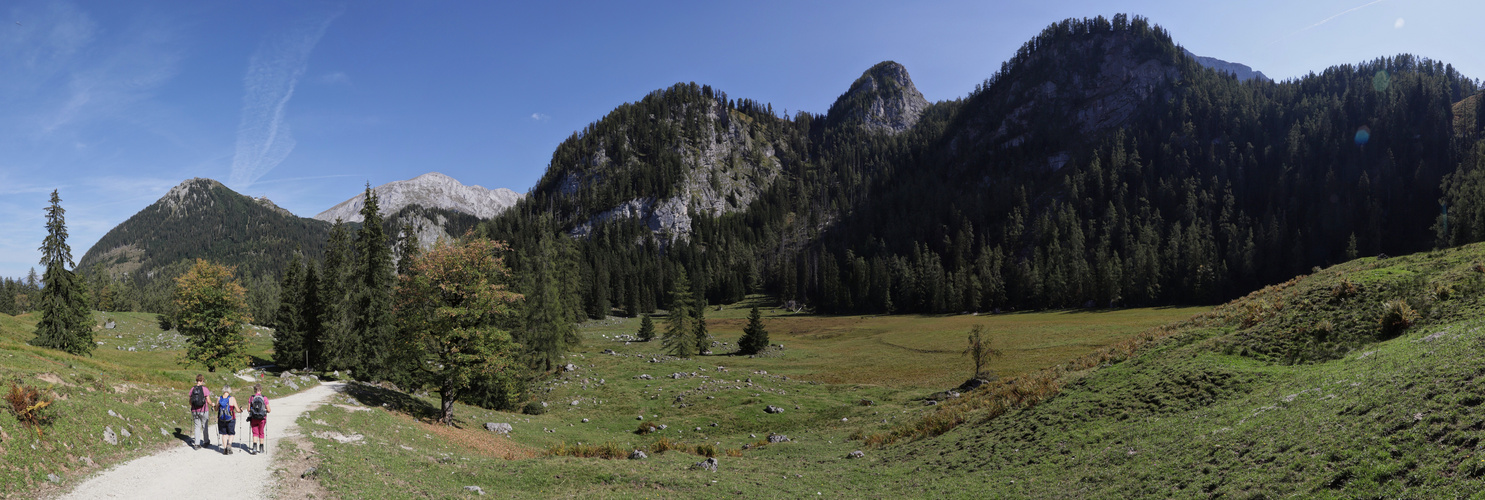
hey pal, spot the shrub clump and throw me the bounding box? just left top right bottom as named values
left=1378, top=300, right=1419, bottom=338
left=1331, top=278, right=1359, bottom=300
left=522, top=401, right=546, bottom=415
left=634, top=422, right=660, bottom=435
left=6, top=383, right=54, bottom=437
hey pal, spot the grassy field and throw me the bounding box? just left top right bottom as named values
left=287, top=303, right=1202, bottom=498
left=285, top=243, right=1485, bottom=498
left=0, top=311, right=318, bottom=498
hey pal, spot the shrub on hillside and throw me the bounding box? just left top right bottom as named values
left=522, top=401, right=546, bottom=415
left=1331, top=278, right=1359, bottom=300
left=6, top=383, right=54, bottom=437
left=1378, top=300, right=1420, bottom=338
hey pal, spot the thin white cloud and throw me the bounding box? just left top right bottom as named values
left=228, top=8, right=343, bottom=190
left=1270, top=0, right=1389, bottom=46
left=1394, top=18, right=1405, bottom=29
left=531, top=112, right=549, bottom=121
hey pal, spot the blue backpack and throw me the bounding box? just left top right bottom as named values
left=218, top=396, right=233, bottom=422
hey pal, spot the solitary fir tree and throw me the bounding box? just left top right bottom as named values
left=662, top=270, right=695, bottom=357
left=637, top=313, right=655, bottom=341
left=31, top=190, right=93, bottom=356
left=737, top=306, right=769, bottom=355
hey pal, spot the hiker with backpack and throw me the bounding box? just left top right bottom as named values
left=187, top=374, right=213, bottom=450
left=217, top=385, right=242, bottom=455
left=246, top=384, right=271, bottom=455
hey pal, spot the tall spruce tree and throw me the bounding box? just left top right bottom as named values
left=31, top=190, right=93, bottom=355
left=349, top=187, right=399, bottom=382
left=272, top=254, right=305, bottom=368
left=320, top=220, right=355, bottom=372
left=521, top=218, right=578, bottom=371
left=692, top=299, right=710, bottom=355
left=662, top=270, right=695, bottom=357
left=299, top=260, right=324, bottom=369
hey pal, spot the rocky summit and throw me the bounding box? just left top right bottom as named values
left=826, top=61, right=930, bottom=134
left=314, top=172, right=521, bottom=223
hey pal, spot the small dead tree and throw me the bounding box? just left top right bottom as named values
left=963, top=324, right=1002, bottom=379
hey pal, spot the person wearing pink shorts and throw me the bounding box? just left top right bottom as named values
left=245, top=383, right=272, bottom=455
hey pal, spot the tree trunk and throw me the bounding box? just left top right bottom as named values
left=440, top=385, right=456, bottom=425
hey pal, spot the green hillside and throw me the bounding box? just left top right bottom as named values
left=0, top=311, right=317, bottom=497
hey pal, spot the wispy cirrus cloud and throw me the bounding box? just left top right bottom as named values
left=227, top=7, right=343, bottom=190
left=1269, top=0, right=1389, bottom=45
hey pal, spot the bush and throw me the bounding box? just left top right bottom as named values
left=634, top=422, right=660, bottom=435
left=6, top=383, right=54, bottom=437
left=694, top=443, right=718, bottom=457
left=1331, top=278, right=1359, bottom=300
left=522, top=401, right=546, bottom=415
left=156, top=313, right=174, bottom=331
left=649, top=437, right=677, bottom=454
left=1379, top=300, right=1419, bottom=338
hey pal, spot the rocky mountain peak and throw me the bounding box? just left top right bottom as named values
left=1184, top=49, right=1270, bottom=82
left=827, top=61, right=930, bottom=134
left=158, top=178, right=227, bottom=214
left=313, top=172, right=522, bottom=223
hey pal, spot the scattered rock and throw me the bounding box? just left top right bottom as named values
left=48, top=473, right=61, bottom=483
left=692, top=457, right=718, bottom=472
left=694, top=427, right=702, bottom=431
left=563, top=364, right=577, bottom=372
left=629, top=449, right=648, bottom=460
left=301, top=467, right=318, bottom=479
left=637, top=374, right=653, bottom=380
left=570, top=400, right=580, bottom=406
left=287, top=382, right=299, bottom=391
left=103, top=426, right=118, bottom=445
left=767, top=433, right=789, bottom=444
left=636, top=415, right=644, bottom=421
left=464, top=485, right=485, bottom=495
left=581, top=418, right=590, bottom=423
left=160, top=428, right=169, bottom=437
left=107, top=409, right=118, bottom=418
left=105, top=321, right=116, bottom=329
left=120, top=427, right=132, bottom=438
left=80, top=456, right=95, bottom=467
left=484, top=423, right=513, bottom=435
left=847, top=450, right=865, bottom=459
left=764, top=405, right=784, bottom=414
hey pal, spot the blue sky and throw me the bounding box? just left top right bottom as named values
left=1, top=0, right=1480, bottom=278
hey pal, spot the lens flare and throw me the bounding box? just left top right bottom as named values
left=1355, top=126, right=1371, bottom=146
left=1372, top=70, right=1390, bottom=93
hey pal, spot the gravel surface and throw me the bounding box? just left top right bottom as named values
left=61, top=382, right=345, bottom=500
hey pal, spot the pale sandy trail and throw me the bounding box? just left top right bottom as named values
left=62, top=382, right=345, bottom=500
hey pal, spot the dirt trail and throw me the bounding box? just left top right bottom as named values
left=61, top=382, right=345, bottom=500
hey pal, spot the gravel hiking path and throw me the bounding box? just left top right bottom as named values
left=61, top=382, right=345, bottom=500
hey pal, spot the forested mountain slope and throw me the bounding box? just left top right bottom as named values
left=487, top=14, right=1485, bottom=318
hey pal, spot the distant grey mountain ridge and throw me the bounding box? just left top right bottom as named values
left=313, top=172, right=522, bottom=223
left=1184, top=48, right=1270, bottom=82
